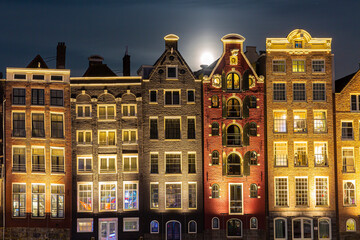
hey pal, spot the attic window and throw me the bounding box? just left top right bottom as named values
left=14, top=74, right=26, bottom=80
left=166, top=66, right=178, bottom=79
left=295, top=41, right=303, bottom=48
left=51, top=75, right=63, bottom=81
left=33, top=75, right=44, bottom=80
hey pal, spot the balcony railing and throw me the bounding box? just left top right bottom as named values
left=314, top=154, right=328, bottom=167
left=32, top=164, right=45, bottom=172
left=51, top=164, right=65, bottom=173
left=294, top=154, right=308, bottom=167
left=13, top=164, right=26, bottom=172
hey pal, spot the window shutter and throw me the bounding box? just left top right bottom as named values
left=243, top=96, right=250, bottom=118
left=243, top=123, right=250, bottom=146
left=222, top=151, right=226, bottom=176
left=222, top=72, right=226, bottom=91
left=243, top=152, right=250, bottom=176
left=222, top=95, right=226, bottom=118
left=243, top=70, right=249, bottom=91
left=222, top=123, right=227, bottom=146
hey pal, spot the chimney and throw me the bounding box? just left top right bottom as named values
left=56, top=42, right=66, bottom=69
left=164, top=34, right=179, bottom=51
left=88, top=55, right=104, bottom=66
left=123, top=47, right=130, bottom=76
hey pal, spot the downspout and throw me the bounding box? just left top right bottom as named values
left=2, top=98, right=6, bottom=240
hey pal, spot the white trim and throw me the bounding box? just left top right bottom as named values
left=228, top=183, right=243, bottom=215
left=98, top=218, right=118, bottom=238
left=77, top=218, right=94, bottom=233
left=318, top=217, right=332, bottom=240
left=77, top=182, right=93, bottom=212
left=188, top=220, right=197, bottom=233
left=123, top=217, right=139, bottom=232
left=212, top=217, right=220, bottom=230
left=292, top=217, right=313, bottom=240
left=98, top=182, right=117, bottom=212
left=274, top=217, right=287, bottom=240
left=150, top=220, right=160, bottom=234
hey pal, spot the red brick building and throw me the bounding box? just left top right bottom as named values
left=202, top=34, right=266, bottom=239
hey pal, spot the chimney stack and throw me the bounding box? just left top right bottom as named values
left=56, top=42, right=66, bottom=69
left=123, top=47, right=130, bottom=76
left=164, top=34, right=179, bottom=51
left=0, top=72, right=2, bottom=79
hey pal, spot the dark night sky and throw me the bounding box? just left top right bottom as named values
left=0, top=0, right=359, bottom=79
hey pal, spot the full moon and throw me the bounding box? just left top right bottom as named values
left=200, top=52, right=214, bottom=66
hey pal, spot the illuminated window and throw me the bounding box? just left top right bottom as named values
left=12, top=88, right=26, bottom=105
left=273, top=111, right=287, bottom=133
left=150, top=118, right=158, bottom=139
left=123, top=218, right=139, bottom=232
left=211, top=184, right=220, bottom=198
left=312, top=60, right=325, bottom=73
left=315, top=177, right=328, bottom=206
left=166, top=66, right=178, bottom=79
left=166, top=153, right=181, bottom=174
left=32, top=147, right=45, bottom=172
left=314, top=142, right=328, bottom=166
left=13, top=112, right=26, bottom=137
left=342, top=121, right=353, bottom=140
left=98, top=130, right=116, bottom=146
left=314, top=110, right=327, bottom=133
left=149, top=90, right=157, bottom=103
left=188, top=221, right=197, bottom=233
left=211, top=95, right=219, bottom=108
left=292, top=60, right=305, bottom=72
left=165, top=90, right=180, bottom=105
left=51, top=113, right=64, bottom=138
left=275, top=177, right=288, bottom=207
left=150, top=220, right=159, bottom=233
left=77, top=218, right=93, bottom=233
left=187, top=90, right=195, bottom=103
left=292, top=218, right=313, bottom=239
left=250, top=217, right=258, bottom=230
left=211, top=122, right=219, bottom=136
left=122, top=104, right=136, bottom=117
left=250, top=184, right=258, bottom=198
left=293, top=110, right=307, bottom=133
left=77, top=105, right=91, bottom=118
left=227, top=153, right=241, bottom=176
left=32, top=184, right=45, bottom=217
left=13, top=147, right=26, bottom=172
left=351, top=94, right=360, bottom=111
left=150, top=183, right=159, bottom=209
left=77, top=130, right=92, bottom=145
left=226, top=72, right=240, bottom=90
left=122, top=129, right=137, bottom=144
left=51, top=148, right=64, bottom=173
left=124, top=182, right=138, bottom=210
left=12, top=183, right=26, bottom=217
left=227, top=125, right=241, bottom=146
left=188, top=153, right=196, bottom=174
left=212, top=217, right=220, bottom=229
left=166, top=183, right=182, bottom=209
left=227, top=98, right=241, bottom=118
left=211, top=151, right=219, bottom=165
left=318, top=218, right=331, bottom=239
left=227, top=219, right=242, bottom=237
left=189, top=183, right=197, bottom=209
left=294, top=41, right=303, bottom=48
left=274, top=218, right=287, bottom=239
left=99, top=182, right=116, bottom=211
left=50, top=89, right=63, bottom=106
left=344, top=181, right=356, bottom=206
left=31, top=89, right=44, bottom=105
left=187, top=117, right=195, bottom=139
left=51, top=185, right=64, bottom=218
left=78, top=183, right=92, bottom=212
left=229, top=184, right=243, bottom=214
left=32, top=113, right=45, bottom=137
left=313, top=83, right=326, bottom=101
left=342, top=148, right=355, bottom=173
left=165, top=118, right=181, bottom=139
left=295, top=177, right=308, bottom=206
left=273, top=83, right=286, bottom=101
left=150, top=153, right=158, bottom=174
left=274, top=142, right=287, bottom=166
left=99, top=156, right=116, bottom=173
left=77, top=156, right=92, bottom=173
left=346, top=218, right=356, bottom=232
left=294, top=142, right=307, bottom=167
left=99, top=219, right=118, bottom=238
left=98, top=105, right=115, bottom=120
left=272, top=60, right=286, bottom=73
left=293, top=83, right=306, bottom=101
left=123, top=155, right=138, bottom=172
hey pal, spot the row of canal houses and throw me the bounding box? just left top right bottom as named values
left=0, top=29, right=360, bottom=239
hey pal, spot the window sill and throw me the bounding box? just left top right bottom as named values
left=76, top=117, right=92, bottom=119
left=77, top=172, right=93, bottom=174
left=272, top=72, right=286, bottom=75
left=99, top=172, right=117, bottom=174
left=164, top=139, right=181, bottom=141
left=343, top=205, right=357, bottom=207
left=164, top=105, right=181, bottom=107
left=51, top=172, right=65, bottom=175
left=31, top=137, right=46, bottom=140
left=31, top=172, right=46, bottom=175
left=122, top=116, right=137, bottom=119
left=77, top=144, right=93, bottom=146
left=98, top=119, right=116, bottom=122
left=98, top=145, right=117, bottom=148
left=12, top=171, right=27, bottom=174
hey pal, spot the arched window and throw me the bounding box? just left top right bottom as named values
left=250, top=96, right=257, bottom=108
left=250, top=184, right=258, bottom=198
left=188, top=221, right=197, bottom=233
left=346, top=218, right=356, bottom=232
left=150, top=220, right=159, bottom=234
left=227, top=153, right=241, bottom=175
left=344, top=181, right=356, bottom=206
left=211, top=95, right=219, bottom=108
left=227, top=125, right=241, bottom=146
left=292, top=217, right=313, bottom=239
left=211, top=184, right=220, bottom=198
left=274, top=218, right=287, bottom=239
left=249, top=122, right=257, bottom=136
left=250, top=151, right=258, bottom=165
left=227, top=98, right=241, bottom=118
left=166, top=220, right=181, bottom=240
left=211, top=151, right=219, bottom=165
left=250, top=217, right=258, bottom=230
left=226, top=72, right=240, bottom=90
left=212, top=217, right=220, bottom=230
left=211, top=122, right=219, bottom=136
left=318, top=218, right=331, bottom=239
left=227, top=219, right=242, bottom=237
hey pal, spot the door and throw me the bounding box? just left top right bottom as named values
left=99, top=218, right=117, bottom=240
left=166, top=221, right=181, bottom=240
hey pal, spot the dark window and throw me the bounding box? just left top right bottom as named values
left=351, top=95, right=359, bottom=111
left=250, top=151, right=258, bottom=165
left=227, top=153, right=241, bottom=175
left=51, top=114, right=63, bottom=138
left=13, top=88, right=26, bottom=105
left=249, top=122, right=257, bottom=136
left=250, top=96, right=257, bottom=108
left=150, top=153, right=158, bottom=174
left=187, top=118, right=195, bottom=139
left=31, top=89, right=45, bottom=105
left=211, top=122, right=219, bottom=136
left=167, top=67, right=177, bottom=78
left=293, top=83, right=306, bottom=101
left=33, top=75, right=44, bottom=80
left=250, top=184, right=258, bottom=198
left=14, top=74, right=26, bottom=80
left=295, top=41, right=303, bottom=48
left=165, top=91, right=180, bottom=105
left=166, top=153, right=181, bottom=174
left=211, top=184, right=220, bottom=198
left=165, top=119, right=180, bottom=139
left=227, top=125, right=241, bottom=146
left=13, top=147, right=26, bottom=172
left=275, top=219, right=286, bottom=239
left=273, top=83, right=286, bottom=101
left=312, top=60, right=325, bottom=73
left=51, top=75, right=63, bottom=81
left=187, top=90, right=195, bottom=103
left=313, top=83, right=326, bottom=101
left=13, top=112, right=25, bottom=137
left=212, top=151, right=219, bottom=165
left=32, top=113, right=45, bottom=137
left=150, top=90, right=157, bottom=103
left=150, top=119, right=158, bottom=139
left=342, top=122, right=353, bottom=140
left=188, top=153, right=196, bottom=174
left=50, top=90, right=64, bottom=106
left=272, top=60, right=286, bottom=73
left=189, top=221, right=197, bottom=233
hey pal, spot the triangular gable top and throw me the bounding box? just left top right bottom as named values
left=335, top=70, right=360, bottom=93
left=26, top=55, right=48, bottom=69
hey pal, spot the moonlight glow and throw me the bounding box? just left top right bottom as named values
left=200, top=52, right=214, bottom=65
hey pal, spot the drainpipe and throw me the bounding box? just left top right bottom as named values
left=2, top=98, right=6, bottom=240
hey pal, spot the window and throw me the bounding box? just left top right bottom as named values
left=227, top=219, right=242, bottom=237
left=150, top=220, right=159, bottom=233
left=250, top=217, right=258, bottom=230
left=166, top=153, right=181, bottom=174
left=274, top=142, right=287, bottom=166
left=342, top=121, right=353, bottom=140
left=292, top=60, right=305, bottom=72
left=150, top=183, right=159, bottom=208
left=313, top=83, right=326, bottom=101
left=351, top=94, right=360, bottom=111
left=13, top=147, right=26, bottom=172
left=318, top=218, right=331, bottom=239
left=187, top=90, right=195, bottom=103
left=149, top=90, right=157, bottom=103
left=32, top=147, right=45, bottom=172
left=211, top=122, right=219, bottom=136
left=167, top=66, right=178, bottom=79
left=212, top=217, right=220, bottom=229
left=294, top=142, right=307, bottom=167
left=314, top=110, right=327, bottom=133
left=273, top=60, right=286, bottom=73
left=77, top=130, right=92, bottom=145
left=124, top=182, right=138, bottom=210
left=33, top=75, right=44, bottom=80
left=51, top=75, right=63, bottom=81
left=99, top=156, right=116, bottom=173
left=273, top=111, right=287, bottom=133
left=31, top=89, right=45, bottom=105
left=275, top=177, right=288, bottom=207
left=211, top=95, right=219, bottom=108
left=295, top=177, right=308, bottom=206
left=293, top=110, right=307, bottom=133
left=249, top=122, right=257, bottom=136
left=187, top=118, right=195, bottom=139
left=98, top=130, right=116, bottom=146
left=229, top=183, right=243, bottom=214
left=250, top=184, right=258, bottom=198
left=77, top=105, right=91, bottom=118
left=274, top=218, right=287, bottom=240
left=227, top=153, right=241, bottom=176
left=14, top=74, right=26, bottom=80
left=99, top=219, right=118, bottom=239
left=12, top=183, right=26, bottom=217
left=344, top=181, right=356, bottom=206
left=188, top=221, right=197, bottom=233
left=50, top=89, right=64, bottom=106
left=273, top=83, right=286, bottom=101
left=123, top=155, right=138, bottom=172
left=122, top=104, right=136, bottom=117
left=150, top=118, right=158, bottom=139
left=165, top=118, right=181, bottom=139
left=346, top=218, right=356, bottom=232
left=188, top=153, right=196, bottom=174
left=293, top=83, right=306, bottom=101
left=32, top=184, right=45, bottom=217
left=123, top=218, right=139, bottom=232
left=292, top=218, right=313, bottom=239
left=165, top=90, right=180, bottom=105
left=166, top=183, right=182, bottom=209
left=312, top=60, right=325, bottom=73
left=227, top=98, right=241, bottom=118
left=78, top=183, right=92, bottom=212
left=189, top=183, right=197, bottom=209
left=150, top=153, right=158, bottom=174
left=77, top=218, right=93, bottom=233
left=314, top=142, right=328, bottom=166
left=294, top=41, right=303, bottom=48
left=211, top=151, right=219, bottom=165
left=227, top=125, right=241, bottom=146
left=78, top=156, right=92, bottom=173
left=342, top=148, right=355, bottom=173
left=99, top=182, right=116, bottom=211
left=211, top=184, right=220, bottom=199
left=51, top=114, right=64, bottom=138
left=166, top=221, right=181, bottom=239
left=51, top=185, right=64, bottom=218
left=51, top=148, right=64, bottom=173
left=315, top=177, right=328, bottom=206
left=250, top=151, right=258, bottom=165
left=32, top=113, right=45, bottom=137
left=226, top=72, right=240, bottom=90
left=13, top=112, right=26, bottom=137
left=13, top=88, right=26, bottom=105
left=98, top=105, right=115, bottom=120
left=122, top=129, right=137, bottom=144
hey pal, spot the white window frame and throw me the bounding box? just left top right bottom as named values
left=98, top=155, right=117, bottom=173
left=315, top=176, right=329, bottom=206
left=50, top=184, right=65, bottom=219
left=123, top=181, right=139, bottom=211
left=274, top=142, right=288, bottom=167
left=12, top=145, right=26, bottom=173
left=343, top=180, right=356, bottom=206
left=77, top=182, right=93, bottom=212
left=150, top=220, right=160, bottom=234
left=274, top=217, right=287, bottom=240
left=12, top=183, right=26, bottom=218
left=99, top=182, right=117, bottom=212
left=228, top=183, right=243, bottom=215
left=76, top=130, right=92, bottom=145
left=123, top=217, right=139, bottom=232
left=164, top=90, right=181, bottom=106
left=31, top=146, right=45, bottom=173
left=165, top=152, right=182, bottom=174
left=98, top=130, right=116, bottom=146
left=295, top=177, right=308, bottom=206
left=318, top=217, right=331, bottom=240
left=274, top=177, right=288, bottom=207
left=292, top=217, right=313, bottom=240
left=166, top=65, right=178, bottom=80
left=121, top=104, right=137, bottom=117
left=122, top=154, right=138, bottom=173
left=165, top=182, right=182, bottom=210
left=188, top=220, right=197, bottom=233
left=76, top=104, right=92, bottom=118
left=97, top=104, right=116, bottom=120
left=98, top=218, right=118, bottom=239
left=346, top=218, right=356, bottom=232
left=122, top=129, right=138, bottom=144
left=77, top=218, right=94, bottom=233
left=50, top=147, right=65, bottom=174
left=77, top=155, right=92, bottom=173
left=31, top=183, right=46, bottom=218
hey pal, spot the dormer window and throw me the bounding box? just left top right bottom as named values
left=295, top=41, right=303, bottom=48
left=166, top=66, right=178, bottom=79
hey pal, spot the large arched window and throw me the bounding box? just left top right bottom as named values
left=346, top=218, right=356, bottom=232
left=250, top=151, right=258, bottom=165
left=226, top=72, right=240, bottom=90
left=274, top=217, right=287, bottom=239
left=250, top=184, right=258, bottom=198
left=344, top=181, right=356, bottom=206
left=212, top=122, right=219, bottom=136
left=227, top=153, right=241, bottom=175
left=318, top=218, right=331, bottom=239
left=211, top=184, right=220, bottom=198
left=292, top=217, right=313, bottom=239
left=250, top=217, right=258, bottom=230
left=227, top=219, right=242, bottom=237
left=227, top=125, right=241, bottom=146
left=211, top=151, right=219, bottom=165
left=166, top=220, right=181, bottom=240
left=227, top=98, right=241, bottom=118
left=150, top=220, right=159, bottom=234
left=212, top=217, right=220, bottom=229
left=211, top=95, right=219, bottom=108
left=188, top=220, right=197, bottom=233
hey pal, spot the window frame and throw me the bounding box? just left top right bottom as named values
left=314, top=110, right=327, bottom=133
left=31, top=112, right=45, bottom=138
left=187, top=117, right=196, bottom=139
left=12, top=183, right=26, bottom=218
left=342, top=147, right=355, bottom=173
left=164, top=89, right=181, bottom=106
left=165, top=117, right=181, bottom=140
left=273, top=110, right=287, bottom=133
left=188, top=220, right=197, bottom=234
left=99, top=182, right=117, bottom=212
left=31, top=88, right=45, bottom=105
left=211, top=183, right=220, bottom=199
left=31, top=146, right=45, bottom=173
left=272, top=60, right=286, bottom=73
left=292, top=60, right=306, bottom=73
left=274, top=217, right=288, bottom=240
left=341, top=121, right=354, bottom=140
left=31, top=183, right=46, bottom=218
left=50, top=184, right=65, bottom=219
left=76, top=104, right=92, bottom=118
left=77, top=155, right=93, bottom=173
left=165, top=182, right=182, bottom=210
left=150, top=220, right=160, bottom=234
left=123, top=181, right=139, bottom=211
left=150, top=182, right=159, bottom=209
left=165, top=152, right=182, bottom=174
left=166, top=65, right=178, bottom=80
left=98, top=155, right=117, bottom=174
left=50, top=113, right=64, bottom=138
left=188, top=152, right=196, bottom=174
left=97, top=104, right=116, bottom=120
left=212, top=217, right=220, bottom=230
left=315, top=177, right=329, bottom=206
left=50, top=147, right=65, bottom=173
left=76, top=130, right=92, bottom=145
left=187, top=89, right=195, bottom=103
left=292, top=217, right=313, bottom=240
left=77, top=218, right=94, bottom=233
left=274, top=177, right=289, bottom=207
left=12, top=88, right=26, bottom=105
left=313, top=82, right=326, bottom=101
left=12, top=145, right=26, bottom=173
left=122, top=129, right=138, bottom=144
left=229, top=183, right=243, bottom=215
left=312, top=59, right=325, bottom=73
left=318, top=217, right=331, bottom=240
left=273, top=82, right=286, bottom=101
left=343, top=180, right=356, bottom=207
left=346, top=218, right=356, bottom=232
left=98, top=130, right=116, bottom=146
left=293, top=82, right=306, bottom=101
left=250, top=217, right=258, bottom=230
left=226, top=218, right=243, bottom=238
left=50, top=89, right=64, bottom=107
left=122, top=154, right=138, bottom=173
left=188, top=182, right=197, bottom=209
left=295, top=176, right=308, bottom=207
left=77, top=182, right=93, bottom=212
left=122, top=104, right=137, bottom=117
left=12, top=111, right=26, bottom=138
left=149, top=90, right=158, bottom=104
left=150, top=117, right=159, bottom=139
left=293, top=110, right=307, bottom=133
left=150, top=152, right=159, bottom=174
left=294, top=141, right=308, bottom=167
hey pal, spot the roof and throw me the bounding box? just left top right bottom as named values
left=82, top=63, right=117, bottom=77
left=193, top=59, right=219, bottom=78
left=335, top=71, right=359, bottom=93
left=26, top=55, right=48, bottom=69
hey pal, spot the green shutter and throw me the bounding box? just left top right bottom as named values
left=243, top=70, right=249, bottom=91
left=243, top=151, right=250, bottom=176
left=243, top=96, right=250, bottom=118
left=243, top=123, right=250, bottom=146
left=222, top=95, right=226, bottom=118
left=222, top=72, right=226, bottom=91
left=222, top=151, right=226, bottom=176
left=222, top=123, right=227, bottom=146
